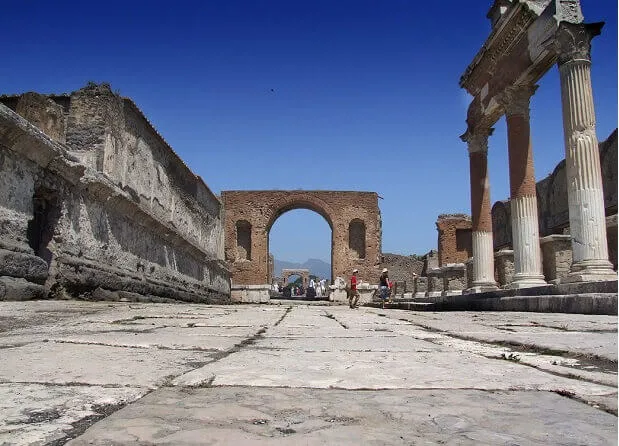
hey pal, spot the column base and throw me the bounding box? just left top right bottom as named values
left=464, top=282, right=499, bottom=294
left=509, top=274, right=547, bottom=289
left=562, top=259, right=617, bottom=283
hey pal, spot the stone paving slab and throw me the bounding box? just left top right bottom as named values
left=67, top=387, right=617, bottom=446
left=254, top=335, right=439, bottom=352
left=172, top=344, right=615, bottom=396
left=0, top=341, right=215, bottom=387
left=0, top=383, right=146, bottom=446
left=0, top=301, right=616, bottom=445
left=393, top=310, right=618, bottom=361
left=47, top=329, right=252, bottom=352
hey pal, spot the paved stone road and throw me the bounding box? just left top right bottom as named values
left=0, top=301, right=616, bottom=445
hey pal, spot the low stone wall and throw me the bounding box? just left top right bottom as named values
left=380, top=253, right=424, bottom=293
left=0, top=87, right=230, bottom=303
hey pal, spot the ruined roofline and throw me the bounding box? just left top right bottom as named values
left=221, top=190, right=378, bottom=195
left=459, top=0, right=547, bottom=92
left=1, top=85, right=221, bottom=207
left=120, top=97, right=221, bottom=206
left=437, top=213, right=471, bottom=221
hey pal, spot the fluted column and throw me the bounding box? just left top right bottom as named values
left=556, top=22, right=616, bottom=282
left=501, top=85, right=546, bottom=288
left=462, top=128, right=498, bottom=292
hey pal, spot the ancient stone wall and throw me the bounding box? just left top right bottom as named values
left=380, top=253, right=424, bottom=292
left=222, top=190, right=381, bottom=286
left=0, top=84, right=229, bottom=302
left=436, top=214, right=472, bottom=266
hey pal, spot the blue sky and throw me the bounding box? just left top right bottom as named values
left=3, top=1, right=617, bottom=264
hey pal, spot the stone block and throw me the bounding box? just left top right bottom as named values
left=426, top=269, right=444, bottom=297
left=231, top=285, right=270, bottom=303
left=540, top=234, right=572, bottom=283
left=0, top=275, right=47, bottom=301
left=413, top=276, right=427, bottom=294
left=495, top=250, right=514, bottom=288
left=441, top=263, right=466, bottom=296
left=0, top=248, right=49, bottom=284
left=465, top=258, right=473, bottom=289
left=329, top=289, right=347, bottom=303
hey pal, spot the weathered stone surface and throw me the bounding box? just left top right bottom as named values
left=68, top=387, right=616, bottom=446
left=14, top=92, right=67, bottom=143
left=0, top=301, right=616, bottom=445
left=0, top=248, right=49, bottom=283
left=540, top=234, right=572, bottom=283
left=440, top=263, right=467, bottom=295
left=0, top=276, right=47, bottom=301
left=495, top=249, right=515, bottom=288
left=0, top=84, right=230, bottom=303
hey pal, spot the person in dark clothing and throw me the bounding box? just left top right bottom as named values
left=378, top=268, right=390, bottom=308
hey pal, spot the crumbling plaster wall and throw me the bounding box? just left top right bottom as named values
left=222, top=190, right=381, bottom=286
left=0, top=84, right=229, bottom=302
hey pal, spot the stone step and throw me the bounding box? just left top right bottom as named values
left=366, top=292, right=618, bottom=315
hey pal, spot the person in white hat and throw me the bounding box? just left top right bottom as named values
left=348, top=269, right=360, bottom=309
left=379, top=268, right=390, bottom=307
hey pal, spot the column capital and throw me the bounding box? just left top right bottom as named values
left=499, top=84, right=538, bottom=118
left=555, top=22, right=603, bottom=66
left=460, top=127, right=494, bottom=154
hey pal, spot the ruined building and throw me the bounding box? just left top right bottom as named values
left=0, top=84, right=230, bottom=302
left=427, top=0, right=618, bottom=297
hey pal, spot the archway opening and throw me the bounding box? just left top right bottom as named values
left=268, top=209, right=332, bottom=296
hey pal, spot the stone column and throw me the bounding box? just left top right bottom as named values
left=501, top=85, right=546, bottom=288
left=462, top=128, right=497, bottom=292
left=556, top=23, right=616, bottom=282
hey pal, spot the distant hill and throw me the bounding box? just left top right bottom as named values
left=273, top=257, right=331, bottom=280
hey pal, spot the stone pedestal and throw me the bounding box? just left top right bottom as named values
left=231, top=285, right=271, bottom=303
left=426, top=269, right=444, bottom=298
left=540, top=235, right=572, bottom=284
left=494, top=250, right=515, bottom=288
left=357, top=283, right=378, bottom=305
left=441, top=264, right=466, bottom=296
left=414, top=276, right=427, bottom=297
left=329, top=289, right=347, bottom=303
left=465, top=258, right=473, bottom=289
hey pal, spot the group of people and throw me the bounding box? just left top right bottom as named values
left=347, top=267, right=393, bottom=309
left=309, top=278, right=328, bottom=297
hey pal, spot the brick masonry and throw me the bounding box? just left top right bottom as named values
left=221, top=190, right=382, bottom=286
left=436, top=214, right=472, bottom=267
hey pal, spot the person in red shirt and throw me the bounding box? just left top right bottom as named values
left=348, top=269, right=360, bottom=309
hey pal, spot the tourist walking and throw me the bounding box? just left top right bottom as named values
left=348, top=269, right=360, bottom=309
left=378, top=268, right=390, bottom=308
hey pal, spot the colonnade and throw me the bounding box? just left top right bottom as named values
left=465, top=23, right=616, bottom=290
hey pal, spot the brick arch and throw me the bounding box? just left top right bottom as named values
left=221, top=190, right=382, bottom=287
